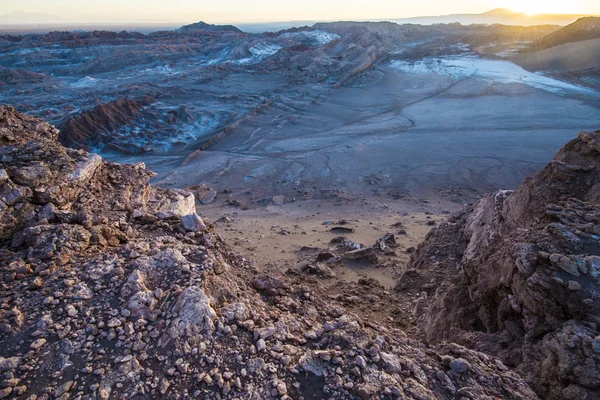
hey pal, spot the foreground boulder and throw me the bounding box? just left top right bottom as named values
left=399, top=131, right=600, bottom=399
left=0, top=106, right=537, bottom=399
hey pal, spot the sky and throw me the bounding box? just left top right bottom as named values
left=2, top=0, right=599, bottom=24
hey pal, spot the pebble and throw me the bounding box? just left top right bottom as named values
left=0, top=388, right=12, bottom=399
left=256, top=339, right=266, bottom=352
left=356, top=355, right=367, bottom=368
left=30, top=338, right=46, bottom=350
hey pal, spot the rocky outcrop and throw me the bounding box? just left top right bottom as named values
left=399, top=131, right=600, bottom=399
left=0, top=106, right=541, bottom=398
left=59, top=97, right=155, bottom=152
left=0, top=66, right=46, bottom=85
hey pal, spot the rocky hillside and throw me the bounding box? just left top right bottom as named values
left=58, top=97, right=156, bottom=153
left=0, top=67, right=46, bottom=86
left=0, top=106, right=540, bottom=399
left=399, top=131, right=600, bottom=399
left=528, top=17, right=600, bottom=51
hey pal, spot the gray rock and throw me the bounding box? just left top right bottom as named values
left=181, top=214, right=207, bottom=232
left=0, top=169, right=8, bottom=184
left=197, top=188, right=217, bottom=205
left=157, top=190, right=196, bottom=219
left=356, top=355, right=367, bottom=369
left=256, top=339, right=266, bottom=352
left=272, top=195, right=285, bottom=206
left=0, top=357, right=21, bottom=371
left=380, top=352, right=402, bottom=374
left=68, top=153, right=103, bottom=183
left=449, top=358, right=470, bottom=374
left=169, top=286, right=216, bottom=342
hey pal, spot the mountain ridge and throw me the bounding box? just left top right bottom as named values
left=527, top=16, right=600, bottom=51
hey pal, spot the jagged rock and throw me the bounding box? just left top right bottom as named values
left=169, top=286, right=216, bottom=341
left=374, top=233, right=397, bottom=251
left=380, top=352, right=402, bottom=374
left=65, top=282, right=94, bottom=299
left=301, top=263, right=336, bottom=278
left=126, top=290, right=157, bottom=318
left=403, top=130, right=600, bottom=399
left=0, top=357, right=21, bottom=371
left=155, top=190, right=196, bottom=219
left=316, top=250, right=336, bottom=262
left=67, top=153, right=103, bottom=184
left=344, top=247, right=377, bottom=262
left=121, top=270, right=148, bottom=297
left=181, top=214, right=207, bottom=232
left=194, top=185, right=218, bottom=205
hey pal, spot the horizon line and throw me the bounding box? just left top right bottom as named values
left=0, top=8, right=598, bottom=27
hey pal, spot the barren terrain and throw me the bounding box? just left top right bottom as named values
left=1, top=21, right=599, bottom=205
left=1, top=17, right=600, bottom=400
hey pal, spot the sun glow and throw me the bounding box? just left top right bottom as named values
left=501, top=0, right=580, bottom=15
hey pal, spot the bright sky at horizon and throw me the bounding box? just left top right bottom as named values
left=2, top=0, right=600, bottom=23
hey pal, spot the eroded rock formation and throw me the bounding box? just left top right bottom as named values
left=0, top=66, right=46, bottom=85
left=58, top=97, right=156, bottom=152
left=400, top=131, right=600, bottom=399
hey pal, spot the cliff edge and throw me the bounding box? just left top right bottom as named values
left=399, top=130, right=600, bottom=399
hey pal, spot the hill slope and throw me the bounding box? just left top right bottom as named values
left=528, top=17, right=600, bottom=51
left=511, top=38, right=600, bottom=72
left=0, top=106, right=540, bottom=399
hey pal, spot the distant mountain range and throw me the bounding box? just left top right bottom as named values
left=0, top=8, right=598, bottom=33
left=392, top=8, right=595, bottom=27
